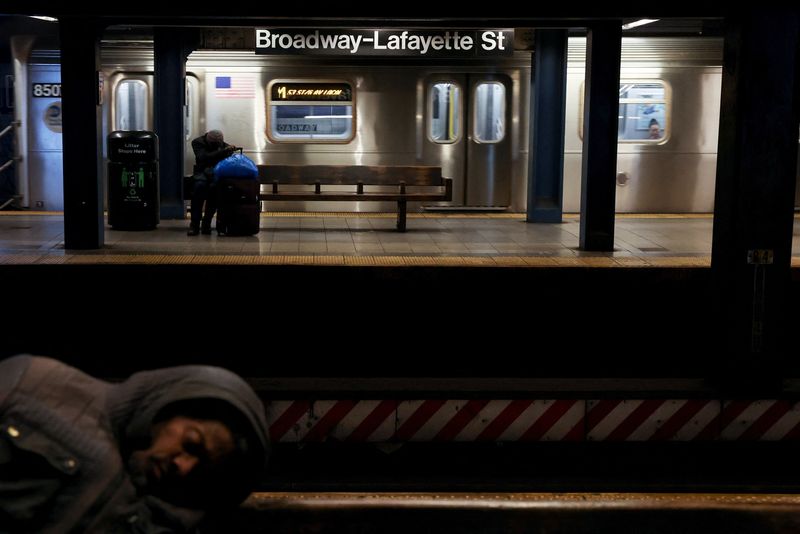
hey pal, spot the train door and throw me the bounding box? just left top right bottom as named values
left=466, top=75, right=512, bottom=207
left=27, top=64, right=62, bottom=210
left=425, top=76, right=466, bottom=205
left=107, top=72, right=198, bottom=176
left=184, top=74, right=200, bottom=176
left=105, top=73, right=152, bottom=209
left=424, top=74, right=512, bottom=207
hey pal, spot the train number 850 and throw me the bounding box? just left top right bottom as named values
left=32, top=83, right=62, bottom=98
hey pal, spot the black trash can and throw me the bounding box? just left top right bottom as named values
left=107, top=131, right=159, bottom=230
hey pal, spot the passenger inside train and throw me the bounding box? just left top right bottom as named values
left=189, top=129, right=238, bottom=235
left=648, top=118, right=662, bottom=140
left=0, top=355, right=269, bottom=532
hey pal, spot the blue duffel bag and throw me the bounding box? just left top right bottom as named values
left=214, top=150, right=258, bottom=180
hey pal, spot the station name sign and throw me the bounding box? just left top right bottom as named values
left=255, top=29, right=513, bottom=57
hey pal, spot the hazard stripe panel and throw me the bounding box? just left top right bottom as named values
left=265, top=400, right=800, bottom=442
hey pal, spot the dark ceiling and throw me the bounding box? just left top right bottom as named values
left=0, top=1, right=765, bottom=22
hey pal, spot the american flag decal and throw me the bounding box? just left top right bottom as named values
left=214, top=76, right=256, bottom=98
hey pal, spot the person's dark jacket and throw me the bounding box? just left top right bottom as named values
left=191, top=135, right=234, bottom=181
left=0, top=355, right=269, bottom=533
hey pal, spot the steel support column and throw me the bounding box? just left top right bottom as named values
left=579, top=22, right=621, bottom=251
left=711, top=10, right=800, bottom=365
left=60, top=17, right=103, bottom=249
left=527, top=29, right=568, bottom=224
left=154, top=28, right=194, bottom=219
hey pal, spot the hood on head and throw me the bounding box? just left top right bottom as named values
left=108, top=365, right=269, bottom=495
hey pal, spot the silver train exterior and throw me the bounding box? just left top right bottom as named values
left=13, top=37, right=744, bottom=213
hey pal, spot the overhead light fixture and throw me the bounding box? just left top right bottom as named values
left=30, top=15, right=59, bottom=23
left=622, top=19, right=659, bottom=30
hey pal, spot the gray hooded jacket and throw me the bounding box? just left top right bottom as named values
left=0, top=355, right=269, bottom=533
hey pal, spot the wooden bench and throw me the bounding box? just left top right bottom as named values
left=257, top=165, right=453, bottom=232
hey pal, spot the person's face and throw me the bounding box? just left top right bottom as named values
left=649, top=124, right=660, bottom=139
left=206, top=133, right=223, bottom=148
left=129, top=416, right=234, bottom=502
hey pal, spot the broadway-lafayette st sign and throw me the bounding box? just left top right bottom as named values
left=255, top=29, right=514, bottom=57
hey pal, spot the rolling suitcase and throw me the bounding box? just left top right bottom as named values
left=216, top=178, right=260, bottom=236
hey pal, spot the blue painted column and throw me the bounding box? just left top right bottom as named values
left=527, top=29, right=568, bottom=224
left=60, top=17, right=103, bottom=249
left=154, top=28, right=195, bottom=219
left=578, top=22, right=621, bottom=251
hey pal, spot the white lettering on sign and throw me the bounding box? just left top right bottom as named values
left=32, top=83, right=62, bottom=98
left=480, top=30, right=508, bottom=51
left=257, top=29, right=365, bottom=54
left=255, top=28, right=513, bottom=57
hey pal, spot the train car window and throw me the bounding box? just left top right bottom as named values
left=267, top=81, right=354, bottom=143
left=578, top=81, right=670, bottom=143
left=618, top=83, right=667, bottom=142
left=429, top=82, right=461, bottom=143
left=114, top=80, right=148, bottom=131
left=474, top=83, right=505, bottom=143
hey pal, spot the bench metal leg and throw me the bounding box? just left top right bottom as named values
left=396, top=200, right=407, bottom=232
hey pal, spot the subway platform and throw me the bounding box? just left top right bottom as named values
left=2, top=210, right=798, bottom=376
left=3, top=211, right=798, bottom=266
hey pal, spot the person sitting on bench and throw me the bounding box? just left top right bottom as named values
left=188, top=130, right=238, bottom=236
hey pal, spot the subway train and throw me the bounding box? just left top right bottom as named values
left=8, top=35, right=761, bottom=214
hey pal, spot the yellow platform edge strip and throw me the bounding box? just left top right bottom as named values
left=0, top=253, right=717, bottom=268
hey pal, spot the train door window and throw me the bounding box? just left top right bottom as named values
left=184, top=77, right=196, bottom=141
left=474, top=82, right=506, bottom=143
left=267, top=81, right=354, bottom=142
left=618, top=82, right=668, bottom=142
left=429, top=82, right=461, bottom=143
left=114, top=79, right=148, bottom=131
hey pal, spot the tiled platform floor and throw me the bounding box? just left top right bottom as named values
left=0, top=212, right=797, bottom=267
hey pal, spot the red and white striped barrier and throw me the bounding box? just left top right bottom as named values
left=584, top=399, right=720, bottom=441
left=265, top=399, right=800, bottom=443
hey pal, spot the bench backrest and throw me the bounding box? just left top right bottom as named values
left=258, top=165, right=444, bottom=186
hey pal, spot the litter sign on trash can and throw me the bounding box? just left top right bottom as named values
left=107, top=131, right=159, bottom=230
